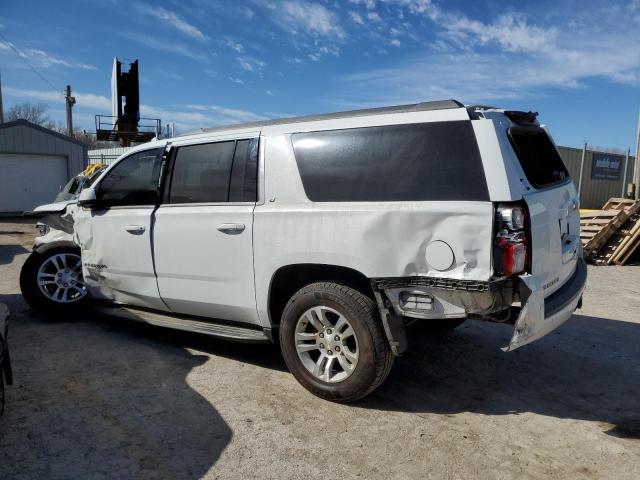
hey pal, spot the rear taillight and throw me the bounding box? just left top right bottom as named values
left=494, top=203, right=530, bottom=276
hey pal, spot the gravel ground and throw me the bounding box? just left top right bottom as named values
left=0, top=219, right=639, bottom=480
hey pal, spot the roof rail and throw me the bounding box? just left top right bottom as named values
left=191, top=99, right=465, bottom=136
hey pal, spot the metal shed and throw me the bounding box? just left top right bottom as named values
left=0, top=119, right=87, bottom=213
left=557, top=146, right=636, bottom=210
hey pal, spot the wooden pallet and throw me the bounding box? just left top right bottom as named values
left=590, top=200, right=640, bottom=265
left=602, top=198, right=637, bottom=211
left=611, top=219, right=640, bottom=265
left=580, top=209, right=629, bottom=259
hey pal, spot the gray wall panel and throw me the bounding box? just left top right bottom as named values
left=558, top=146, right=635, bottom=209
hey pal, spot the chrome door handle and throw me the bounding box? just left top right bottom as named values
left=217, top=223, right=245, bottom=234
left=125, top=225, right=146, bottom=234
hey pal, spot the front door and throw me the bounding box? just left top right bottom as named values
left=152, top=137, right=260, bottom=325
left=74, top=146, right=167, bottom=310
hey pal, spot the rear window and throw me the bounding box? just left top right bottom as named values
left=291, top=121, right=489, bottom=202
left=508, top=127, right=569, bottom=188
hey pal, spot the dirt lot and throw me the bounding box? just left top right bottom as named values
left=0, top=219, right=639, bottom=480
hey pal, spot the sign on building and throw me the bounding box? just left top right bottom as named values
left=591, top=152, right=623, bottom=180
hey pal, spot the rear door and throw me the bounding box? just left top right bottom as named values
left=509, top=127, right=580, bottom=296
left=152, top=136, right=260, bottom=325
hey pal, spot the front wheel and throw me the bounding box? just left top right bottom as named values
left=279, top=282, right=394, bottom=403
left=20, top=244, right=89, bottom=315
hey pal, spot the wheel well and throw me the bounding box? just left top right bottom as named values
left=268, top=264, right=374, bottom=326
left=33, top=240, right=80, bottom=255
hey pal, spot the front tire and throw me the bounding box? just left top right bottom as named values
left=20, top=244, right=89, bottom=315
left=279, top=282, right=394, bottom=403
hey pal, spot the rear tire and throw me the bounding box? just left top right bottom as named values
left=279, top=282, right=394, bottom=403
left=20, top=244, right=90, bottom=316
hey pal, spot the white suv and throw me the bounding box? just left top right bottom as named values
left=20, top=100, right=586, bottom=402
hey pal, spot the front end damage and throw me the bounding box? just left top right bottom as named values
left=371, top=257, right=587, bottom=355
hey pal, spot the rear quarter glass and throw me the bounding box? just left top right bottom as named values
left=292, top=121, right=489, bottom=202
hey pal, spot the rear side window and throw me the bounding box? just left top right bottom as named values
left=229, top=138, right=259, bottom=202
left=168, top=141, right=236, bottom=203
left=291, top=121, right=489, bottom=202
left=508, top=127, right=569, bottom=188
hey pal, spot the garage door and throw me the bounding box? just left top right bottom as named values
left=0, top=153, right=68, bottom=213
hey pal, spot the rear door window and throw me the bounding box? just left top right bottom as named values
left=508, top=127, right=570, bottom=188
left=168, top=141, right=236, bottom=203
left=291, top=121, right=489, bottom=202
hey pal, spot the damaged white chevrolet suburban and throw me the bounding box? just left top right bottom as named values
left=20, top=100, right=586, bottom=402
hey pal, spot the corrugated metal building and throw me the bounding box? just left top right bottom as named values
left=0, top=119, right=87, bottom=213
left=557, top=146, right=636, bottom=209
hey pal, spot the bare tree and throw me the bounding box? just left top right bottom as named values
left=5, top=102, right=54, bottom=126
left=4, top=101, right=99, bottom=148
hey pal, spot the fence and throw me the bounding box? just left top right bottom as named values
left=87, top=147, right=133, bottom=166
left=557, top=146, right=636, bottom=209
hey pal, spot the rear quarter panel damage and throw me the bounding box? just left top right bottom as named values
left=253, top=131, right=496, bottom=326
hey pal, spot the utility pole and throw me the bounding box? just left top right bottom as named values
left=577, top=141, right=587, bottom=199
left=65, top=84, right=75, bottom=137
left=635, top=109, right=640, bottom=200
left=0, top=72, right=4, bottom=124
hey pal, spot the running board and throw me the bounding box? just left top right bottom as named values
left=94, top=304, right=271, bottom=343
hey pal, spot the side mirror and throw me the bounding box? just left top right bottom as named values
left=78, top=188, right=97, bottom=207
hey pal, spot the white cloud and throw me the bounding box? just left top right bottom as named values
left=264, top=0, right=345, bottom=39
left=349, top=11, right=364, bottom=25
left=0, top=41, right=96, bottom=70
left=367, top=11, right=382, bottom=22
left=237, top=56, right=266, bottom=74
left=4, top=87, right=111, bottom=110
left=142, top=103, right=267, bottom=130
left=224, top=38, right=245, bottom=53
left=123, top=32, right=206, bottom=61
left=337, top=1, right=640, bottom=107
left=137, top=4, right=207, bottom=42
left=443, top=13, right=558, bottom=53
left=390, top=38, right=401, bottom=47
left=349, top=0, right=376, bottom=9
left=382, top=0, right=432, bottom=14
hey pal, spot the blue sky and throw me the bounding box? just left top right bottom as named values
left=1, top=0, right=639, bottom=151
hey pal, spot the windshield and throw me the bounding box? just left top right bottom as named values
left=53, top=167, right=105, bottom=202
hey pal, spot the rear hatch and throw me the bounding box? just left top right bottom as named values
left=508, top=125, right=580, bottom=297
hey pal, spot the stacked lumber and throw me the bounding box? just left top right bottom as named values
left=586, top=198, right=640, bottom=265
left=580, top=209, right=629, bottom=258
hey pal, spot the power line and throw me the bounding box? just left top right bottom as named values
left=0, top=31, right=64, bottom=98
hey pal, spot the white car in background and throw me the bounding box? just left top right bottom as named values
left=19, top=101, right=586, bottom=402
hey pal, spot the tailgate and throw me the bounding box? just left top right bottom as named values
left=509, top=126, right=581, bottom=297
left=524, top=185, right=580, bottom=297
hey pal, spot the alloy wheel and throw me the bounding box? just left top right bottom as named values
left=294, top=306, right=359, bottom=383
left=36, top=253, right=87, bottom=303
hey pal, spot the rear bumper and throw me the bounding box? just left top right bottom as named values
left=504, top=256, right=587, bottom=351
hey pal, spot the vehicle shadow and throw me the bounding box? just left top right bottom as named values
left=360, top=314, right=640, bottom=440
left=0, top=244, right=29, bottom=266
left=0, top=301, right=233, bottom=480
left=89, top=308, right=640, bottom=441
